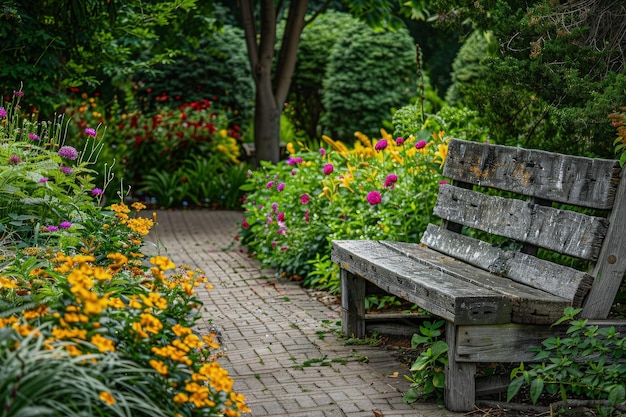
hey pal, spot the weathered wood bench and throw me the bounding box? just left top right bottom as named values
left=331, top=139, right=626, bottom=412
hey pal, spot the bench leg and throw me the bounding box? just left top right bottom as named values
left=340, top=269, right=366, bottom=338
left=445, top=322, right=476, bottom=412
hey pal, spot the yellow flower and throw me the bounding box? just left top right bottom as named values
left=149, top=359, right=169, bottom=376
left=433, top=143, right=448, bottom=169
left=110, top=202, right=130, bottom=214
left=0, top=276, right=18, bottom=289
left=131, top=202, right=146, bottom=211
left=91, top=334, right=115, bottom=352
left=173, top=393, right=189, bottom=404
left=99, top=391, right=116, bottom=406
left=172, top=324, right=192, bottom=337
left=203, top=333, right=221, bottom=349
left=150, top=256, right=175, bottom=271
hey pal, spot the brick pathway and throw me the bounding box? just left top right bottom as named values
left=146, top=210, right=460, bottom=417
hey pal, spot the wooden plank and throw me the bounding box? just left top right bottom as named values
left=341, top=269, right=366, bottom=338
left=455, top=320, right=626, bottom=363
left=445, top=322, right=476, bottom=412
left=331, top=240, right=513, bottom=325
left=433, top=184, right=608, bottom=260
left=443, top=139, right=621, bottom=210
left=421, top=224, right=593, bottom=306
left=382, top=241, right=569, bottom=324
left=582, top=168, right=626, bottom=318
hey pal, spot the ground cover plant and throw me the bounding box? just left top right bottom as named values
left=0, top=89, right=249, bottom=417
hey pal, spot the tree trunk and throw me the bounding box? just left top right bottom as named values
left=254, top=74, right=281, bottom=164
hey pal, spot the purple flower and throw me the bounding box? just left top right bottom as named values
left=58, top=146, right=78, bottom=160
left=271, top=241, right=277, bottom=249
left=0, top=107, right=6, bottom=118
left=39, top=177, right=49, bottom=183
left=44, top=225, right=59, bottom=232
left=384, top=174, right=398, bottom=189
left=319, top=148, right=326, bottom=156
left=415, top=140, right=427, bottom=150
left=85, top=127, right=97, bottom=137
left=439, top=180, right=448, bottom=185
left=277, top=212, right=285, bottom=222
left=13, top=90, right=24, bottom=97
left=9, top=155, right=21, bottom=164
left=366, top=190, right=382, bottom=205
left=277, top=182, right=285, bottom=192
left=374, top=139, right=388, bottom=152
left=60, top=221, right=72, bottom=229
left=28, top=133, right=40, bottom=141
left=323, top=164, right=334, bottom=175
left=291, top=169, right=297, bottom=176
left=247, top=169, right=252, bottom=178
left=395, top=137, right=404, bottom=146
left=266, top=181, right=275, bottom=189
left=60, top=166, right=74, bottom=175
left=272, top=202, right=278, bottom=212
left=91, top=188, right=103, bottom=196
left=300, top=194, right=310, bottom=205
left=287, top=156, right=303, bottom=165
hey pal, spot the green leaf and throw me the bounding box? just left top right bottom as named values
left=530, top=378, right=544, bottom=405
left=432, top=372, right=445, bottom=388
left=507, top=376, right=525, bottom=402
left=403, top=388, right=420, bottom=403
left=608, top=385, right=625, bottom=406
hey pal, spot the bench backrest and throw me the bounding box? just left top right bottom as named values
left=421, top=139, right=626, bottom=319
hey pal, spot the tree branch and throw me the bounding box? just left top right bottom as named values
left=237, top=0, right=259, bottom=73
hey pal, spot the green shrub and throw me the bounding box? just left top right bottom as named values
left=320, top=21, right=418, bottom=141
left=239, top=128, right=448, bottom=292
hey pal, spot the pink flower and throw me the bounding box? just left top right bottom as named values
left=271, top=241, right=277, bottom=249
left=277, top=182, right=285, bottom=192
left=366, top=190, right=382, bottom=205
left=266, top=181, right=275, bottom=189
left=287, top=156, right=303, bottom=165
left=91, top=188, right=103, bottom=196
left=272, top=202, right=278, bottom=212
left=242, top=219, right=250, bottom=229
left=9, top=155, right=21, bottom=164
left=60, top=166, right=74, bottom=175
left=13, top=90, right=24, bottom=97
left=44, top=225, right=59, bottom=232
left=85, top=127, right=97, bottom=137
left=247, top=169, right=252, bottom=178
left=291, top=169, right=297, bottom=176
left=415, top=140, right=427, bottom=149
left=0, top=107, right=6, bottom=118
left=319, top=148, right=326, bottom=156
left=300, top=194, right=310, bottom=204
left=395, top=137, right=404, bottom=145
left=58, top=146, right=78, bottom=160
left=439, top=180, right=448, bottom=185
left=277, top=212, right=285, bottom=222
left=374, top=139, right=388, bottom=152
left=28, top=133, right=40, bottom=140
left=323, top=164, right=334, bottom=175
left=39, top=177, right=49, bottom=183
left=60, top=221, right=72, bottom=229
left=305, top=209, right=310, bottom=223
left=384, top=174, right=398, bottom=189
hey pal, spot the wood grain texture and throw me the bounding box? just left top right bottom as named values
left=420, top=224, right=593, bottom=306
left=433, top=184, right=608, bottom=260
left=445, top=322, right=476, bottom=412
left=443, top=139, right=621, bottom=209
left=382, top=241, right=569, bottom=324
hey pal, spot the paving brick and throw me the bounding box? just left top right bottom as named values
left=147, top=210, right=464, bottom=417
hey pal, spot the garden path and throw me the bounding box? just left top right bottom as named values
left=144, top=210, right=461, bottom=417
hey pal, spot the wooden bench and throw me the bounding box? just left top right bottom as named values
left=331, top=139, right=626, bottom=412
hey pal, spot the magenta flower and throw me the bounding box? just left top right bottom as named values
left=277, top=212, right=285, bottom=222
left=266, top=181, right=275, bottom=189
left=319, top=148, right=326, bottom=156
left=366, top=190, right=382, bottom=205
left=323, top=164, right=334, bottom=175
left=415, top=140, right=427, bottom=150
left=13, top=90, right=24, bottom=97
left=85, top=127, right=97, bottom=137
left=91, top=188, right=104, bottom=196
left=0, top=107, right=6, bottom=118
left=58, top=146, right=78, bottom=160
left=242, top=219, right=250, bottom=229
left=305, top=209, right=310, bottom=223
left=277, top=182, right=285, bottom=192
left=439, top=180, right=448, bottom=185
left=395, top=137, right=404, bottom=146
left=287, top=156, right=303, bottom=165
left=9, top=155, right=21, bottom=164
left=384, top=174, right=398, bottom=189
left=39, top=177, right=49, bottom=183
left=44, top=225, right=59, bottom=232
left=60, top=166, right=74, bottom=175
left=374, top=139, right=388, bottom=152
left=300, top=193, right=310, bottom=204
left=60, top=221, right=72, bottom=229
left=271, top=202, right=278, bottom=212
left=271, top=241, right=277, bottom=249
left=28, top=133, right=40, bottom=141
